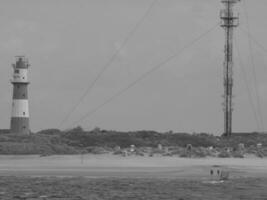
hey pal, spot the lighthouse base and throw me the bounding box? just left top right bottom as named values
left=10, top=117, right=30, bottom=134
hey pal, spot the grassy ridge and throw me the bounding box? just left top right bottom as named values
left=0, top=127, right=266, bottom=155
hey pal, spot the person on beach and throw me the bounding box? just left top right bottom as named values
left=210, top=169, right=213, bottom=176
left=210, top=169, right=214, bottom=181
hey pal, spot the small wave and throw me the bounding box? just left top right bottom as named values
left=202, top=180, right=225, bottom=184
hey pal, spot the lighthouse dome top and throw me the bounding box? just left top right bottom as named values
left=14, top=56, right=29, bottom=69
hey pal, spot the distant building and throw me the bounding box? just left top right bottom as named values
left=10, top=56, right=30, bottom=134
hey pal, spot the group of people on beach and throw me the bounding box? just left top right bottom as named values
left=210, top=168, right=229, bottom=180
left=210, top=169, right=220, bottom=176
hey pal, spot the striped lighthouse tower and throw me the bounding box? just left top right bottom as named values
left=10, top=56, right=30, bottom=134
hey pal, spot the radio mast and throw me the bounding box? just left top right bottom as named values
left=220, top=0, right=240, bottom=136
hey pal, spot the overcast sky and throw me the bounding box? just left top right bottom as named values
left=0, top=0, right=267, bottom=134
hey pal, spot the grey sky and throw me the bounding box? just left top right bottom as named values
left=0, top=0, right=267, bottom=134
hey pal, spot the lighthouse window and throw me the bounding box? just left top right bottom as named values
left=23, top=112, right=25, bottom=116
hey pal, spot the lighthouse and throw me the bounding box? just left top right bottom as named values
left=10, top=56, right=30, bottom=134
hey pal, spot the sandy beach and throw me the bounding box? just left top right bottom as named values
left=0, top=155, right=267, bottom=199
left=0, top=154, right=266, bottom=179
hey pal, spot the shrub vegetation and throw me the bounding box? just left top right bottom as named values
left=0, top=128, right=266, bottom=156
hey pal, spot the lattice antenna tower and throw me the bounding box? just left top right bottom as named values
left=220, top=0, right=240, bottom=137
